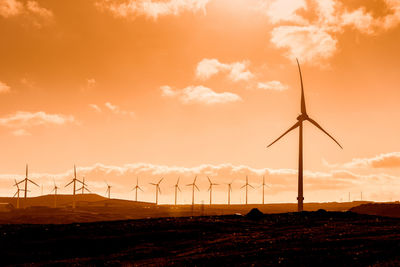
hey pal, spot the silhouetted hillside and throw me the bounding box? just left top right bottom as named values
left=350, top=203, right=400, bottom=218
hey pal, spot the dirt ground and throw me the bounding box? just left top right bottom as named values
left=1, top=210, right=400, bottom=266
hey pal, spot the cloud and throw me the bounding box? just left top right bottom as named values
left=325, top=152, right=400, bottom=169
left=195, top=58, right=254, bottom=82
left=12, top=129, right=31, bottom=136
left=161, top=85, right=242, bottom=105
left=1, top=162, right=399, bottom=203
left=0, top=111, right=75, bottom=129
left=0, top=0, right=54, bottom=27
left=0, top=81, right=11, bottom=93
left=257, top=81, right=288, bottom=91
left=96, top=0, right=210, bottom=20
left=262, top=0, right=400, bottom=64
left=89, top=104, right=102, bottom=113
left=104, top=102, right=135, bottom=117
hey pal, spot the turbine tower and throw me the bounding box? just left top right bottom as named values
left=132, top=177, right=143, bottom=202
left=207, top=176, right=219, bottom=205
left=260, top=175, right=270, bottom=205
left=150, top=178, right=163, bottom=205
left=65, top=165, right=83, bottom=209
left=226, top=181, right=233, bottom=205
left=174, top=177, right=181, bottom=205
left=51, top=179, right=60, bottom=208
left=267, top=59, right=342, bottom=212
left=13, top=179, right=26, bottom=209
left=15, top=164, right=39, bottom=207
left=105, top=181, right=112, bottom=199
left=186, top=176, right=199, bottom=205
left=240, top=176, right=254, bottom=205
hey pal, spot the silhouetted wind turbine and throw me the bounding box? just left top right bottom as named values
left=186, top=176, right=199, bottom=205
left=267, top=59, right=342, bottom=212
left=13, top=179, right=26, bottom=209
left=77, top=177, right=90, bottom=195
left=150, top=178, right=163, bottom=205
left=51, top=179, right=60, bottom=208
left=105, top=181, right=112, bottom=199
left=240, top=176, right=254, bottom=205
left=174, top=177, right=181, bottom=205
left=207, top=176, right=219, bottom=205
left=132, top=177, right=143, bottom=202
left=226, top=181, right=233, bottom=205
left=65, top=164, right=83, bottom=209
left=259, top=175, right=271, bottom=205
left=15, top=164, right=39, bottom=205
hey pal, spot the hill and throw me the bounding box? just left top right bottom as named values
left=350, top=203, right=400, bottom=218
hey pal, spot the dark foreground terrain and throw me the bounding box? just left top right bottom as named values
left=1, top=210, right=400, bottom=266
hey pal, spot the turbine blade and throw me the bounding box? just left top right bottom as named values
left=29, top=179, right=40, bottom=187
left=296, top=58, right=307, bottom=115
left=13, top=191, right=17, bottom=198
left=177, top=177, right=180, bottom=185
left=158, top=187, right=161, bottom=194
left=86, top=188, right=91, bottom=193
left=195, top=185, right=200, bottom=191
left=17, top=180, right=24, bottom=185
left=249, top=184, right=255, bottom=189
left=139, top=187, right=144, bottom=192
left=307, top=118, right=343, bottom=149
left=178, top=187, right=181, bottom=192
left=240, top=185, right=246, bottom=189
left=267, top=121, right=300, bottom=148
left=158, top=177, right=164, bottom=184
left=194, top=176, right=197, bottom=183
left=65, top=180, right=73, bottom=187
left=150, top=183, right=156, bottom=186
left=207, top=176, right=211, bottom=184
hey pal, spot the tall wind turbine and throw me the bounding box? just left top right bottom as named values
left=174, top=177, right=181, bottom=205
left=207, top=176, right=219, bottom=205
left=267, top=59, right=342, bottom=212
left=13, top=179, right=26, bottom=209
left=105, top=181, right=112, bottom=199
left=150, top=178, right=163, bottom=205
left=240, top=176, right=254, bottom=205
left=77, top=177, right=90, bottom=195
left=260, top=175, right=271, bottom=205
left=51, top=179, right=60, bottom=208
left=15, top=164, right=39, bottom=207
left=226, top=181, right=233, bottom=205
left=186, top=176, right=199, bottom=205
left=65, top=165, right=83, bottom=209
left=132, top=177, right=143, bottom=202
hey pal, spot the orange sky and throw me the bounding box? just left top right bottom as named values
left=0, top=0, right=400, bottom=204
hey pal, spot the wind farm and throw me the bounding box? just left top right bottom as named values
left=2, top=0, right=400, bottom=264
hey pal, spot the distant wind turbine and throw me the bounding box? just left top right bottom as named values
left=51, top=179, right=60, bottom=208
left=260, top=175, right=271, bottom=205
left=65, top=164, right=83, bottom=209
left=15, top=164, right=39, bottom=205
left=105, top=181, right=112, bottom=199
left=226, top=181, right=233, bottom=205
left=174, top=177, right=181, bottom=205
left=207, top=176, right=219, bottom=205
left=240, top=176, right=254, bottom=205
left=267, top=59, right=342, bottom=212
left=77, top=177, right=90, bottom=194
left=13, top=179, right=26, bottom=209
left=150, top=178, right=163, bottom=205
left=186, top=176, right=199, bottom=205
left=132, top=177, right=143, bottom=202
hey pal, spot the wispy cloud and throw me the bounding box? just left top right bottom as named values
left=196, top=58, right=254, bottom=82
left=261, top=0, right=400, bottom=64
left=0, top=81, right=11, bottom=93
left=105, top=102, right=135, bottom=117
left=324, top=152, right=400, bottom=169
left=161, top=85, right=242, bottom=105
left=89, top=104, right=102, bottom=113
left=0, top=0, right=54, bottom=27
left=0, top=111, right=75, bottom=136
left=257, top=81, right=288, bottom=91
left=96, top=0, right=210, bottom=20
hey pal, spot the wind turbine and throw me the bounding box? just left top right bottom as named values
left=51, top=179, right=60, bottom=208
left=226, top=181, right=233, bottom=205
left=174, top=177, right=181, bottom=205
left=132, top=177, right=143, bottom=202
left=186, top=176, right=199, bottom=205
left=207, top=176, right=219, bottom=205
left=15, top=164, right=39, bottom=204
left=65, top=165, right=83, bottom=209
left=240, top=176, right=254, bottom=205
left=105, top=181, right=112, bottom=199
left=260, top=175, right=271, bottom=205
left=150, top=178, right=163, bottom=205
left=267, top=59, right=342, bottom=212
left=77, top=177, right=90, bottom=195
left=13, top=179, right=26, bottom=209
